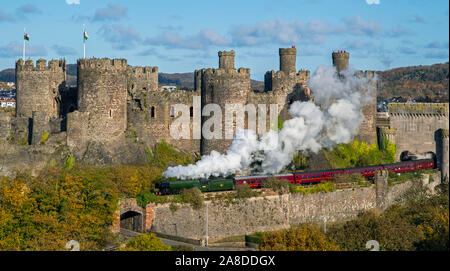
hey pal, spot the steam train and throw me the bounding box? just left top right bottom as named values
left=156, top=158, right=436, bottom=195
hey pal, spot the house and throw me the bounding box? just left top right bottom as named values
left=0, top=99, right=15, bottom=108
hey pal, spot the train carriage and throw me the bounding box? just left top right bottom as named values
left=157, top=158, right=436, bottom=195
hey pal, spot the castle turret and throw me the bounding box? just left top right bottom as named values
left=218, top=50, right=235, bottom=70
left=378, top=127, right=396, bottom=150
left=199, top=51, right=251, bottom=155
left=438, top=129, right=449, bottom=182
left=15, top=58, right=66, bottom=119
left=279, top=48, right=297, bottom=74
left=77, top=58, right=128, bottom=141
left=332, top=51, right=350, bottom=72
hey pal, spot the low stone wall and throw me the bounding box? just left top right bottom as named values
left=148, top=172, right=441, bottom=243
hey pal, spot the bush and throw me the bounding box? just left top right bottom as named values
left=147, top=141, right=193, bottom=167
left=327, top=209, right=424, bottom=251
left=118, top=233, right=172, bottom=251
left=259, top=224, right=340, bottom=251
left=324, top=139, right=396, bottom=169
left=289, top=182, right=336, bottom=194
left=136, top=190, right=169, bottom=207
left=235, top=184, right=258, bottom=199
left=181, top=187, right=204, bottom=209
left=263, top=178, right=289, bottom=194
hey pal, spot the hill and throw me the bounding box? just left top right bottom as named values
left=376, top=62, right=449, bottom=100
left=0, top=69, right=15, bottom=82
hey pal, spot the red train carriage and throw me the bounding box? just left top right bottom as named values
left=234, top=158, right=435, bottom=189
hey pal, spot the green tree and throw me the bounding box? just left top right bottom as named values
left=118, top=233, right=172, bottom=251
left=259, top=224, right=341, bottom=251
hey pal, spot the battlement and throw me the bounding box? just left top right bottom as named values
left=218, top=50, right=235, bottom=70
left=332, top=51, right=350, bottom=59
left=201, top=67, right=250, bottom=78
left=389, top=103, right=449, bottom=116
left=218, top=50, right=235, bottom=57
left=332, top=51, right=350, bottom=72
left=265, top=69, right=310, bottom=80
left=279, top=47, right=297, bottom=74
left=279, top=48, right=297, bottom=55
left=78, top=58, right=128, bottom=71
left=128, top=66, right=158, bottom=74
left=16, top=58, right=66, bottom=72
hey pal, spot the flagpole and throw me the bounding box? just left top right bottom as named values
left=83, top=24, right=86, bottom=59
left=23, top=28, right=26, bottom=61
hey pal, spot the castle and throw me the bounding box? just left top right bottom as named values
left=1, top=48, right=377, bottom=172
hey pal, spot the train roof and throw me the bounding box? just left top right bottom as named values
left=235, top=173, right=292, bottom=180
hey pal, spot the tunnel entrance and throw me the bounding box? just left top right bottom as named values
left=120, top=211, right=143, bottom=232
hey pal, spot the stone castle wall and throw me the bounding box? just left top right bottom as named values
left=388, top=103, right=449, bottom=160
left=148, top=172, right=440, bottom=242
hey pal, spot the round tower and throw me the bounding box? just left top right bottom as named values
left=77, top=58, right=128, bottom=141
left=378, top=127, right=396, bottom=150
left=332, top=51, right=350, bottom=72
left=439, top=129, right=449, bottom=182
left=200, top=51, right=251, bottom=155
left=15, top=58, right=66, bottom=119
left=218, top=50, right=235, bottom=70
left=279, top=48, right=297, bottom=74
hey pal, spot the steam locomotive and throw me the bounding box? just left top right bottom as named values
left=156, top=158, right=436, bottom=195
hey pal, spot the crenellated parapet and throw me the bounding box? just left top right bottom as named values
left=332, top=51, right=350, bottom=72
left=77, top=58, right=127, bottom=71
left=264, top=69, right=310, bottom=92
left=127, top=66, right=159, bottom=94
left=16, top=58, right=66, bottom=73
left=389, top=103, right=449, bottom=117
left=218, top=50, right=235, bottom=70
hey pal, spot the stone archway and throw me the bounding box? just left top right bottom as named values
left=111, top=198, right=155, bottom=234
left=120, top=210, right=143, bottom=232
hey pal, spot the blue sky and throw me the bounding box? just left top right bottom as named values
left=0, top=0, right=448, bottom=80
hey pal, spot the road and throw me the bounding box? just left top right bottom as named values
left=119, top=229, right=255, bottom=251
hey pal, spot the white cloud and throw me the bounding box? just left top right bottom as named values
left=66, top=0, right=80, bottom=5
left=365, top=0, right=380, bottom=5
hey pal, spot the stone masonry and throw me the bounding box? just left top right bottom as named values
left=1, top=47, right=379, bottom=174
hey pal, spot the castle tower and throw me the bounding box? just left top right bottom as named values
left=438, top=129, right=449, bottom=182
left=198, top=51, right=251, bottom=155
left=378, top=127, right=396, bottom=150
left=279, top=48, right=297, bottom=74
left=15, top=58, right=66, bottom=119
left=77, top=58, right=128, bottom=141
left=332, top=51, right=350, bottom=72
left=218, top=50, right=235, bottom=70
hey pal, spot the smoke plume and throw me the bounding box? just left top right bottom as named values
left=163, top=66, right=376, bottom=179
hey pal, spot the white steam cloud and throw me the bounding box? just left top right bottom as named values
left=163, top=66, right=376, bottom=179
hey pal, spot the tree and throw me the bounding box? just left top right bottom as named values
left=118, top=233, right=172, bottom=251
left=259, top=224, right=341, bottom=251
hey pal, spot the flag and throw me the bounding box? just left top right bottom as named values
left=24, top=33, right=29, bottom=41
left=84, top=31, right=88, bottom=41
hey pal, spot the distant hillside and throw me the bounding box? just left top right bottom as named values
left=0, top=69, right=14, bottom=82
left=377, top=62, right=449, bottom=100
